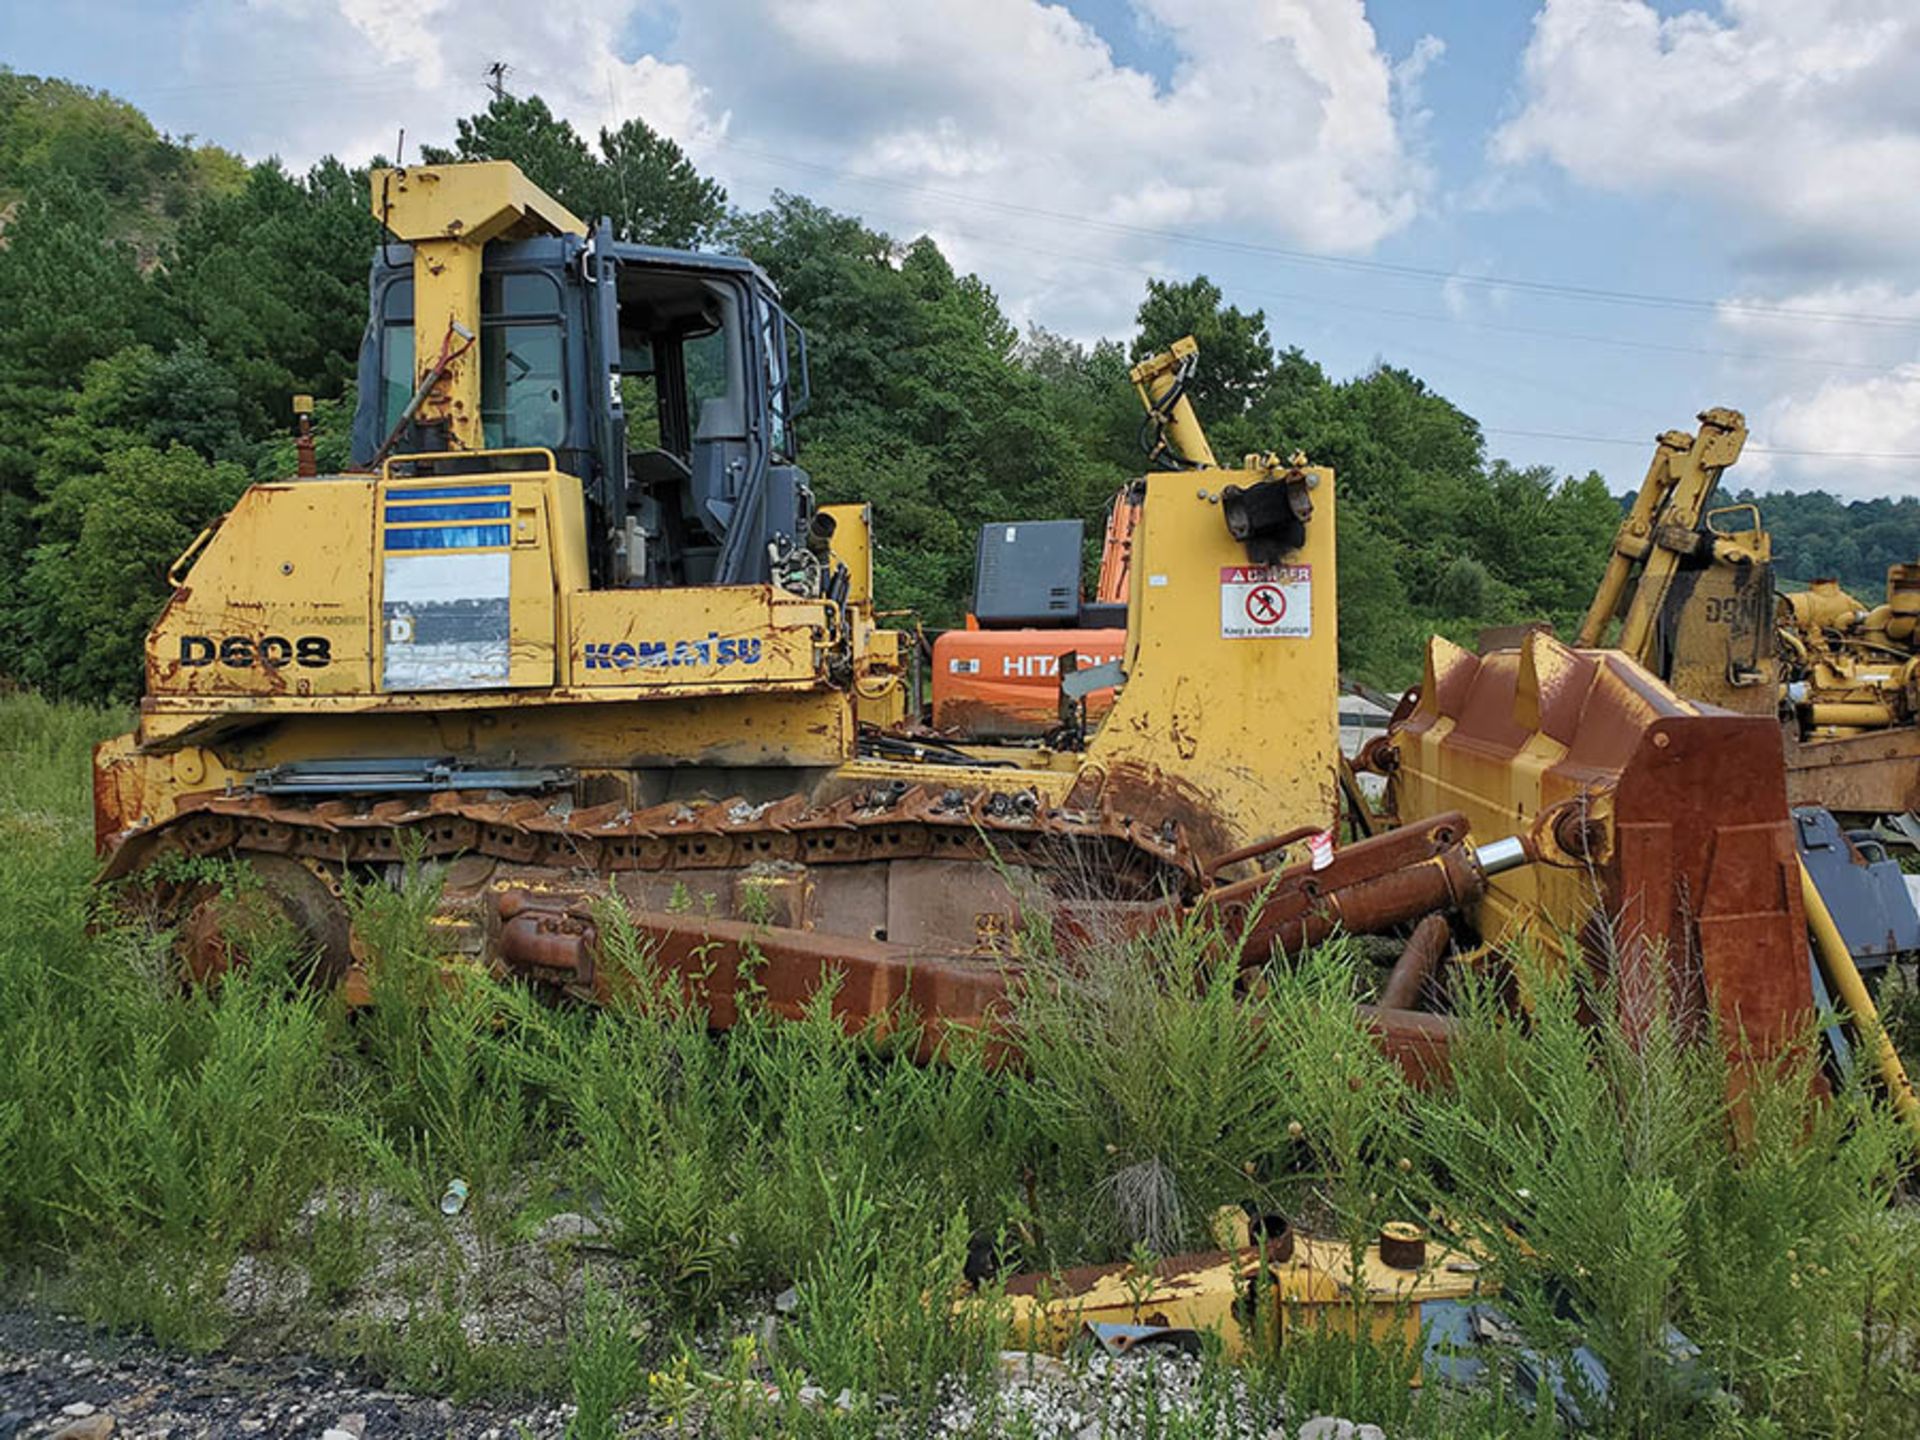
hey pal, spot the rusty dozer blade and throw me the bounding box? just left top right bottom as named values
left=491, top=810, right=1526, bottom=1077
left=1374, top=629, right=1816, bottom=1062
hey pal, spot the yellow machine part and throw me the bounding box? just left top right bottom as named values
left=1779, top=564, right=1920, bottom=739
left=1576, top=412, right=1777, bottom=714
left=1783, top=577, right=1868, bottom=638
left=370, top=163, right=585, bottom=451
left=1577, top=408, right=1746, bottom=657
left=1072, top=340, right=1341, bottom=853
left=983, top=1221, right=1486, bottom=1362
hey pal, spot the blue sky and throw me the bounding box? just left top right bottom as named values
left=5, top=0, right=1919, bottom=499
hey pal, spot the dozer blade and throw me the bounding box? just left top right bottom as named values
left=1379, top=630, right=1815, bottom=1062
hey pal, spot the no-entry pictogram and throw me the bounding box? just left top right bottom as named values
left=1220, top=564, right=1311, bottom=638
left=1244, top=583, right=1286, bottom=626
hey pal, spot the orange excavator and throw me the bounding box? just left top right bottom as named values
left=929, top=485, right=1141, bottom=739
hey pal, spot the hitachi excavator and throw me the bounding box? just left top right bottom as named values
left=927, top=491, right=1136, bottom=741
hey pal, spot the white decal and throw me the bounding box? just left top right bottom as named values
left=382, top=551, right=512, bottom=690
left=1308, top=829, right=1334, bottom=871
left=1220, top=564, right=1310, bottom=639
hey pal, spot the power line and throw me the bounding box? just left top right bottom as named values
left=714, top=164, right=1920, bottom=464
left=706, top=135, right=1920, bottom=332
left=728, top=169, right=1920, bottom=464
left=715, top=148, right=1920, bottom=384
left=1481, top=426, right=1920, bottom=462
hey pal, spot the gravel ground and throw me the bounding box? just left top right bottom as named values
left=0, top=1311, right=579, bottom=1440
left=0, top=1308, right=1375, bottom=1439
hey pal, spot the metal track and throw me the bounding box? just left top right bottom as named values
left=129, top=779, right=1200, bottom=895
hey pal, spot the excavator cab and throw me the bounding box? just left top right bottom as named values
left=348, top=216, right=814, bottom=592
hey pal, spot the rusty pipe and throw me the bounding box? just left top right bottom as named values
left=1205, top=825, right=1322, bottom=883
left=1201, top=815, right=1527, bottom=962
left=1288, top=851, right=1480, bottom=951
left=496, top=890, right=598, bottom=985
left=1379, top=912, right=1452, bottom=1011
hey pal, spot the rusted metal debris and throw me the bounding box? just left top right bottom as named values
left=1378, top=913, right=1453, bottom=1013
left=487, top=809, right=1517, bottom=1078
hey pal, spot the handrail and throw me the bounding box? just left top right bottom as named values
left=166, top=518, right=222, bottom=588
left=1706, top=501, right=1762, bottom=537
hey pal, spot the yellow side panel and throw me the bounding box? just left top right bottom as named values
left=1083, top=467, right=1340, bottom=855
left=374, top=472, right=569, bottom=691
left=147, top=481, right=375, bottom=697
left=852, top=627, right=908, bottom=728
left=566, top=587, right=826, bottom=688
left=822, top=502, right=874, bottom=608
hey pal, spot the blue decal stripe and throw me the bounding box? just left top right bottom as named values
left=386, top=484, right=513, bottom=501
left=382, top=502, right=511, bottom=523
left=384, top=525, right=511, bottom=551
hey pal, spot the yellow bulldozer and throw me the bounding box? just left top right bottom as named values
left=89, top=160, right=1915, bottom=1130
left=94, top=158, right=1446, bottom=1042
left=1572, top=405, right=1920, bottom=822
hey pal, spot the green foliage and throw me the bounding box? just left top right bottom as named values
left=0, top=174, right=151, bottom=502
left=781, top=1168, right=995, bottom=1419
left=420, top=93, right=726, bottom=248
left=156, top=157, right=382, bottom=427
left=16, top=442, right=249, bottom=698
left=1419, top=948, right=1920, bottom=1437
left=565, top=1276, right=648, bottom=1440
left=1728, top=485, right=1920, bottom=598
left=1133, top=275, right=1278, bottom=421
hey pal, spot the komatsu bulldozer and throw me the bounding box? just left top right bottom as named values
left=89, top=160, right=1917, bottom=1132
left=94, top=159, right=1451, bottom=1035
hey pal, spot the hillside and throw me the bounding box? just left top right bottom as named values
left=0, top=70, right=1912, bottom=701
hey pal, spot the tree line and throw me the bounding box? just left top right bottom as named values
left=3, top=69, right=1910, bottom=701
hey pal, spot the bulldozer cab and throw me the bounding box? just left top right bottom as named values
left=349, top=220, right=812, bottom=592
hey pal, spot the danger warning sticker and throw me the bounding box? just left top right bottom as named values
left=1220, top=564, right=1311, bottom=638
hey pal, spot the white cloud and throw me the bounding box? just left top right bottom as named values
left=1712, top=283, right=1920, bottom=494
left=173, top=0, right=723, bottom=178
left=151, top=0, right=1436, bottom=338
left=680, top=0, right=1440, bottom=335
left=1495, top=0, right=1920, bottom=273
left=1496, top=2, right=1920, bottom=495
left=1758, top=365, right=1920, bottom=495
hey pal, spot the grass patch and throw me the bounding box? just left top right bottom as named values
left=2, top=691, right=1918, bottom=1438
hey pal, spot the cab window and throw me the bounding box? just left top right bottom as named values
left=480, top=273, right=564, bottom=448
left=379, top=280, right=414, bottom=437
left=378, top=272, right=566, bottom=449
